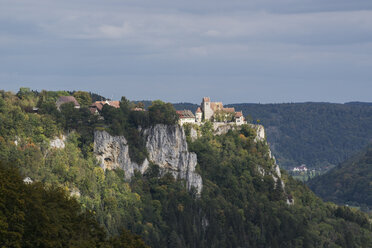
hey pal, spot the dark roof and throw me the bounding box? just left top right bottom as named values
left=89, top=107, right=98, bottom=114
left=56, top=96, right=80, bottom=109
left=176, top=110, right=195, bottom=118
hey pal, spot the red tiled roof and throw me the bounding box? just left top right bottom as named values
left=109, top=101, right=120, bottom=108
left=235, top=111, right=243, bottom=117
left=91, top=101, right=120, bottom=111
left=222, top=107, right=235, bottom=113
left=196, top=107, right=202, bottom=113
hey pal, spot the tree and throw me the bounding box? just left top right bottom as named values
left=16, top=87, right=32, bottom=99
left=73, top=91, right=92, bottom=108
left=110, top=229, right=149, bottom=248
left=148, top=100, right=178, bottom=125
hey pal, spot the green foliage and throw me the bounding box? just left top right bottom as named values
left=0, top=162, right=148, bottom=247
left=308, top=145, right=372, bottom=211
left=226, top=103, right=372, bottom=170
left=110, top=229, right=149, bottom=248
left=73, top=91, right=92, bottom=107
left=212, top=110, right=234, bottom=122
left=90, top=92, right=107, bottom=102
left=148, top=100, right=179, bottom=125
left=200, top=120, right=213, bottom=139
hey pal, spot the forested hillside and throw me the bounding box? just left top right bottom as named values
left=0, top=162, right=148, bottom=247
left=225, top=102, right=372, bottom=170
left=308, top=145, right=372, bottom=212
left=1, top=89, right=372, bottom=247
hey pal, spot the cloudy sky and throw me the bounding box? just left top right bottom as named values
left=1, top=0, right=372, bottom=103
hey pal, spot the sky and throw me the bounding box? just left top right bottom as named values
left=0, top=0, right=372, bottom=104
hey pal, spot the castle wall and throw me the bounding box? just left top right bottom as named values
left=203, top=101, right=214, bottom=120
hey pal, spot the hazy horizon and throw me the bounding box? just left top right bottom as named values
left=3, top=86, right=372, bottom=105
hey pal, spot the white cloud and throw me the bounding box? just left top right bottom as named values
left=98, top=22, right=133, bottom=38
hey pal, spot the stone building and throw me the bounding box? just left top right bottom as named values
left=199, top=97, right=246, bottom=125
left=176, top=97, right=247, bottom=126
left=235, top=111, right=244, bottom=125
left=177, top=110, right=196, bottom=125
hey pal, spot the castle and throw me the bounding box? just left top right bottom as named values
left=177, top=97, right=246, bottom=126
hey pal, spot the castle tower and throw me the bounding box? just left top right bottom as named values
left=202, top=97, right=214, bottom=121
left=195, top=107, right=202, bottom=123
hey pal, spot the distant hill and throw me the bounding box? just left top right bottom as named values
left=173, top=102, right=198, bottom=112
left=225, top=102, right=372, bottom=170
left=307, top=145, right=372, bottom=211
left=345, top=102, right=372, bottom=106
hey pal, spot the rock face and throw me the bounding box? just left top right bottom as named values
left=144, top=125, right=202, bottom=193
left=94, top=125, right=202, bottom=194
left=50, top=135, right=66, bottom=149
left=94, top=130, right=149, bottom=176
left=253, top=124, right=265, bottom=142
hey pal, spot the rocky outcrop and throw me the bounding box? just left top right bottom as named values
left=94, top=131, right=149, bottom=176
left=50, top=135, right=66, bottom=149
left=253, top=124, right=265, bottom=142
left=144, top=125, right=202, bottom=193
left=94, top=125, right=202, bottom=194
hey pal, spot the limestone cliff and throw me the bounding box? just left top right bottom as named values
left=94, top=130, right=149, bottom=176
left=94, top=125, right=202, bottom=194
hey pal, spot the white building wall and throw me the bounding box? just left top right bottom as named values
left=196, top=113, right=202, bottom=123
left=179, top=118, right=196, bottom=126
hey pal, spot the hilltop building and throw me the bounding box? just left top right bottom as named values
left=177, top=110, right=196, bottom=125
left=89, top=100, right=120, bottom=114
left=200, top=97, right=238, bottom=122
left=177, top=97, right=247, bottom=126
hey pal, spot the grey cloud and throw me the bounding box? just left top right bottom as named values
left=0, top=0, right=372, bottom=103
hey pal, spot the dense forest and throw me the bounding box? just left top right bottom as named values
left=308, top=145, right=372, bottom=212
left=1, top=88, right=372, bottom=247
left=0, top=162, right=149, bottom=248
left=226, top=102, right=372, bottom=170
